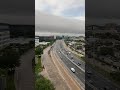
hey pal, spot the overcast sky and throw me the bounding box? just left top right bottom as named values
left=86, top=0, right=120, bottom=24
left=0, top=0, right=34, bottom=25
left=35, top=0, right=85, bottom=35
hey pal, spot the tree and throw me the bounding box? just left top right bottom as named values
left=35, top=75, right=55, bottom=90
left=0, top=48, right=20, bottom=70
left=35, top=46, right=43, bottom=55
left=99, top=46, right=114, bottom=56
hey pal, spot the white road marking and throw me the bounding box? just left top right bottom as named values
left=59, top=48, right=85, bottom=73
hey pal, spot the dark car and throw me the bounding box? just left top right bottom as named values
left=77, top=63, right=81, bottom=66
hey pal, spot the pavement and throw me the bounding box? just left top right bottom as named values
left=41, top=47, right=70, bottom=90
left=14, top=49, right=35, bottom=90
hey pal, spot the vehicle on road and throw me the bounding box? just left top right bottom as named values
left=70, top=68, right=75, bottom=73
left=88, top=80, right=93, bottom=85
left=77, top=63, right=81, bottom=66
left=71, top=56, right=73, bottom=59
left=87, top=71, right=92, bottom=75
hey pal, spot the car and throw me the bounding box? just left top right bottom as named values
left=70, top=68, right=75, bottom=73
left=71, top=56, right=73, bottom=59
left=87, top=74, right=91, bottom=78
left=87, top=71, right=92, bottom=75
left=68, top=52, right=71, bottom=54
left=88, top=80, right=93, bottom=84
left=77, top=63, right=81, bottom=66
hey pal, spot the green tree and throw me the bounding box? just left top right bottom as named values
left=99, top=46, right=114, bottom=56
left=0, top=48, right=20, bottom=70
left=35, top=75, right=55, bottom=90
left=35, top=46, right=43, bottom=55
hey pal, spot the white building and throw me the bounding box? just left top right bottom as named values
left=0, top=24, right=10, bottom=49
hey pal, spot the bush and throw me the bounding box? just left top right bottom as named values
left=35, top=75, right=55, bottom=90
left=35, top=46, right=43, bottom=55
left=110, top=72, right=120, bottom=81
left=0, top=48, right=20, bottom=69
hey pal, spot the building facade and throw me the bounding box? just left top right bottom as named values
left=0, top=24, right=10, bottom=49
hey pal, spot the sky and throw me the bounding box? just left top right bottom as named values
left=0, top=0, right=119, bottom=25
left=86, top=0, right=120, bottom=25
left=0, top=0, right=34, bottom=24
left=35, top=0, right=85, bottom=36
left=35, top=0, right=85, bottom=20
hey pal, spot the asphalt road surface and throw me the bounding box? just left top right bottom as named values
left=53, top=40, right=120, bottom=90
left=53, top=40, right=85, bottom=89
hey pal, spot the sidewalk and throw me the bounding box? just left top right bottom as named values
left=41, top=47, right=70, bottom=90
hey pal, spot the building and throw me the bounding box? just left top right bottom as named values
left=38, top=36, right=55, bottom=42
left=0, top=23, right=10, bottom=49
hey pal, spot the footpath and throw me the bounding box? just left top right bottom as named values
left=40, top=47, right=70, bottom=90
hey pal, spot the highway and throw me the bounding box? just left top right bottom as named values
left=52, top=40, right=120, bottom=90
left=53, top=40, right=85, bottom=89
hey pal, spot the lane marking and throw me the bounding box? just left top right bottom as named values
left=59, top=47, right=85, bottom=73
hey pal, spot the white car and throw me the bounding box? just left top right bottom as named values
left=70, top=68, right=75, bottom=73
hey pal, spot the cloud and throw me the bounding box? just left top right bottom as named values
left=86, top=0, right=120, bottom=19
left=35, top=11, right=85, bottom=34
left=35, top=0, right=85, bottom=20
left=0, top=0, right=34, bottom=15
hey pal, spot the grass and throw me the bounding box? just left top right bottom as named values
left=35, top=56, right=43, bottom=74
left=35, top=75, right=55, bottom=90
left=35, top=55, right=55, bottom=90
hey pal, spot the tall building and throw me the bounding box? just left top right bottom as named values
left=0, top=23, right=10, bottom=49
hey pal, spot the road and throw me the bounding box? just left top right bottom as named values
left=53, top=40, right=120, bottom=90
left=52, top=40, right=85, bottom=89
left=14, top=49, right=35, bottom=90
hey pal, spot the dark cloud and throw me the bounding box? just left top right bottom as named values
left=86, top=0, right=120, bottom=19
left=35, top=11, right=85, bottom=34
left=0, top=0, right=34, bottom=24
left=0, top=0, right=34, bottom=15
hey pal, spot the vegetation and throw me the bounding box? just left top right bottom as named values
left=35, top=57, right=42, bottom=74
left=35, top=75, right=55, bottom=90
left=35, top=42, right=55, bottom=90
left=110, top=72, right=120, bottom=85
left=35, top=46, right=43, bottom=55
left=0, top=48, right=20, bottom=70
left=99, top=46, right=114, bottom=56
left=0, top=42, right=34, bottom=90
